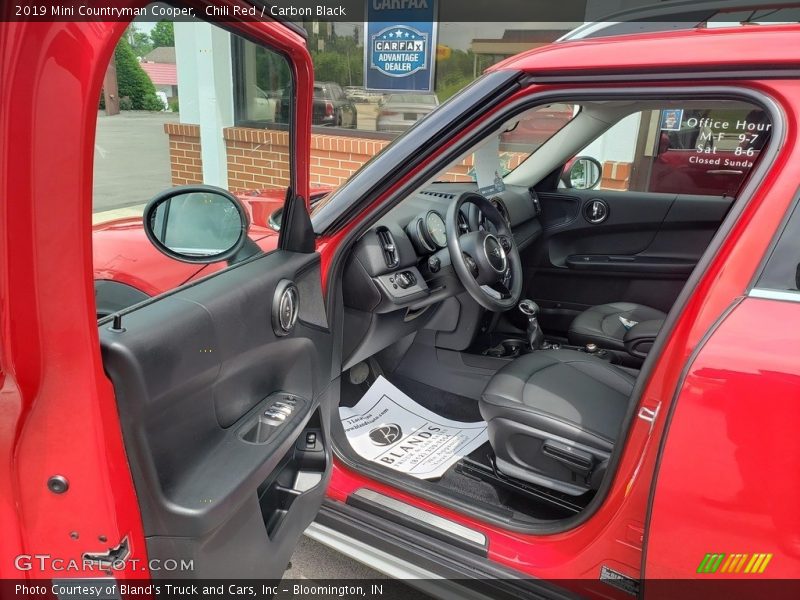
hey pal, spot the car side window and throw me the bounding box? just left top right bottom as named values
left=565, top=102, right=771, bottom=196
left=756, top=201, right=800, bottom=295
left=92, top=14, right=293, bottom=319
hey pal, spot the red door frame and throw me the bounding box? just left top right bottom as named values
left=0, top=1, right=313, bottom=579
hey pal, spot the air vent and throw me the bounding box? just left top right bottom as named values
left=490, top=198, right=510, bottom=223
left=376, top=227, right=399, bottom=268
left=420, top=190, right=456, bottom=200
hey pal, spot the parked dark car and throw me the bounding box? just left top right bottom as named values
left=277, top=81, right=357, bottom=128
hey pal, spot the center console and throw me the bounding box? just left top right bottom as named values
left=484, top=337, right=614, bottom=361
left=483, top=298, right=615, bottom=362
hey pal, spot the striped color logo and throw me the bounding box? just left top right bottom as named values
left=697, top=553, right=773, bottom=574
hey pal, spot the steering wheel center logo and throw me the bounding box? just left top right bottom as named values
left=369, top=424, right=403, bottom=446
left=484, top=236, right=507, bottom=271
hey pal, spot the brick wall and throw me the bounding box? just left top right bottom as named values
left=166, top=124, right=529, bottom=191
left=165, top=123, right=558, bottom=192
left=308, top=134, right=390, bottom=188
left=166, top=123, right=203, bottom=185
left=166, top=123, right=397, bottom=191
left=600, top=160, right=632, bottom=191
left=225, top=128, right=291, bottom=191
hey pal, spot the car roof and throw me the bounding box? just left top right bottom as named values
left=490, top=24, right=800, bottom=75
left=559, top=0, right=800, bottom=41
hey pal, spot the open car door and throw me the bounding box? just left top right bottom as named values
left=94, top=18, right=334, bottom=580
left=100, top=231, right=333, bottom=579
left=1, top=10, right=333, bottom=581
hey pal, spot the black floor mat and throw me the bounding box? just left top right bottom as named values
left=338, top=372, right=568, bottom=521
left=386, top=373, right=484, bottom=422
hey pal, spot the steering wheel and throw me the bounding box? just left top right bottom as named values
left=446, top=192, right=523, bottom=312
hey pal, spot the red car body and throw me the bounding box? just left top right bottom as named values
left=93, top=189, right=329, bottom=297
left=2, top=4, right=800, bottom=595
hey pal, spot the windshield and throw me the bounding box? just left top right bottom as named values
left=433, top=103, right=580, bottom=183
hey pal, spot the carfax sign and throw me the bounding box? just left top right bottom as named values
left=365, top=0, right=438, bottom=92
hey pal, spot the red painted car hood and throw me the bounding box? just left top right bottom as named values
left=92, top=189, right=329, bottom=297
left=92, top=216, right=277, bottom=296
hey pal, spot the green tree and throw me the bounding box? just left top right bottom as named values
left=435, top=48, right=476, bottom=101
left=150, top=20, right=174, bottom=48
left=126, top=24, right=152, bottom=58
left=114, top=37, right=163, bottom=111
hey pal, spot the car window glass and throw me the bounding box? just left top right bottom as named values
left=432, top=103, right=580, bottom=184
left=757, top=201, right=800, bottom=294
left=568, top=102, right=770, bottom=196
left=92, top=11, right=293, bottom=319
left=269, top=24, right=577, bottom=195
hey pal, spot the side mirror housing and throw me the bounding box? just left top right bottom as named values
left=143, top=185, right=252, bottom=264
left=561, top=156, right=602, bottom=190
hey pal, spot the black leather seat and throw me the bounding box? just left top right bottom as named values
left=568, top=302, right=666, bottom=351
left=480, top=349, right=634, bottom=495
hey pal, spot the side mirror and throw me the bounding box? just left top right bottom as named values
left=561, top=156, right=602, bottom=190
left=143, top=185, right=251, bottom=264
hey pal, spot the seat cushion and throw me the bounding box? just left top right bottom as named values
left=568, top=302, right=666, bottom=351
left=480, top=350, right=634, bottom=451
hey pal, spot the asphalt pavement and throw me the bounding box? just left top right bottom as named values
left=285, top=536, right=384, bottom=579
left=284, top=535, right=432, bottom=598
left=93, top=110, right=177, bottom=212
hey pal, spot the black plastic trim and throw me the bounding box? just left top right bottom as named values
left=316, top=499, right=578, bottom=600
left=524, top=68, right=800, bottom=84
left=247, top=2, right=308, bottom=39
left=748, top=185, right=800, bottom=293
left=94, top=280, right=151, bottom=318
left=281, top=191, right=316, bottom=253
left=565, top=255, right=696, bottom=275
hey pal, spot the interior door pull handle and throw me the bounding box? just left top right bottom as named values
left=706, top=169, right=744, bottom=175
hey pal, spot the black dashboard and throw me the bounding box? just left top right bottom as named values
left=342, top=182, right=542, bottom=326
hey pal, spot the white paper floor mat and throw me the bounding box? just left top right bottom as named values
left=339, top=376, right=488, bottom=480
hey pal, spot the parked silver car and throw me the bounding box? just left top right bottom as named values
left=376, top=93, right=439, bottom=132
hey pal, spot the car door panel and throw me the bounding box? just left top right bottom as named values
left=526, top=189, right=733, bottom=333
left=100, top=250, right=333, bottom=579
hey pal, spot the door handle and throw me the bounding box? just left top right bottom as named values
left=706, top=169, right=744, bottom=175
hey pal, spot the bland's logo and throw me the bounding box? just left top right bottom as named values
left=369, top=424, right=403, bottom=446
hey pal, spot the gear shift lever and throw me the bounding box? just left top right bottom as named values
left=519, top=299, right=544, bottom=351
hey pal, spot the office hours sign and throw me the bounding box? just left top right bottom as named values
left=365, top=0, right=438, bottom=92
